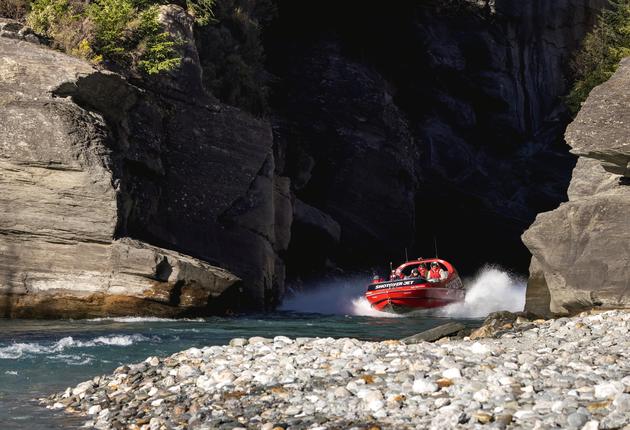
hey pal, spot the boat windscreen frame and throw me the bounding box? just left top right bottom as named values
left=394, top=258, right=456, bottom=278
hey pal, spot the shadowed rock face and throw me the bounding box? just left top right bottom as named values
left=266, top=0, right=607, bottom=277
left=0, top=24, right=290, bottom=317
left=522, top=58, right=630, bottom=316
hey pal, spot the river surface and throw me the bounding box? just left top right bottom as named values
left=0, top=266, right=525, bottom=429
left=0, top=313, right=482, bottom=429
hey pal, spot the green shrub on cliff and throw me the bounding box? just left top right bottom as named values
left=196, top=0, right=276, bottom=115
left=567, top=0, right=630, bottom=113
left=25, top=0, right=214, bottom=75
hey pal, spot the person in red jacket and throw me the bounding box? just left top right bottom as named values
left=428, top=262, right=442, bottom=281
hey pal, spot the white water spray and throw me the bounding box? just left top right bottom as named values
left=280, top=265, right=526, bottom=319
left=437, top=265, right=526, bottom=318
left=280, top=277, right=400, bottom=317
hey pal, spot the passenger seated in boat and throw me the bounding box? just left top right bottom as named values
left=428, top=262, right=448, bottom=282
left=418, top=263, right=428, bottom=278
left=410, top=268, right=420, bottom=278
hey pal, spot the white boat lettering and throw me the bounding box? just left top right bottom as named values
left=374, top=280, right=416, bottom=290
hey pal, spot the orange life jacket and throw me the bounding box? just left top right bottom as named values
left=428, top=267, right=441, bottom=279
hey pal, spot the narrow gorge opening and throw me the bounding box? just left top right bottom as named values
left=262, top=0, right=605, bottom=282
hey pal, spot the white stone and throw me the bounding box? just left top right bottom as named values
left=412, top=378, right=438, bottom=394
left=146, top=356, right=160, bottom=366
left=196, top=375, right=215, bottom=391
left=581, top=421, right=599, bottom=430
left=442, top=368, right=461, bottom=379
left=273, top=336, right=293, bottom=344
left=185, top=347, right=202, bottom=358
left=229, top=338, right=247, bottom=347
left=71, top=381, right=93, bottom=396
left=87, top=405, right=101, bottom=415
left=470, top=342, right=490, bottom=354
left=594, top=382, right=625, bottom=399
left=333, top=387, right=351, bottom=398
left=613, top=393, right=630, bottom=412
left=473, top=389, right=491, bottom=403
left=514, top=410, right=535, bottom=420
left=176, top=364, right=198, bottom=380
left=499, top=376, right=516, bottom=386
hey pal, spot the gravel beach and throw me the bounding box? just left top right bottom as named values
left=43, top=310, right=630, bottom=429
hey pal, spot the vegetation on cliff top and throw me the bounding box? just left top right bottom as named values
left=567, top=0, right=630, bottom=114
left=23, top=0, right=216, bottom=75
left=196, top=0, right=275, bottom=115
left=1, top=0, right=272, bottom=114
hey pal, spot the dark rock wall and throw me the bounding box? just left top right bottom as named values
left=264, top=0, right=607, bottom=278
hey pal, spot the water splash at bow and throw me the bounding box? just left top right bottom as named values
left=281, top=265, right=526, bottom=318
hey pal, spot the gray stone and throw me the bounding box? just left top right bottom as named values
left=402, top=322, right=466, bottom=344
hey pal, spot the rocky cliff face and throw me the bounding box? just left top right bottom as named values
left=266, top=0, right=607, bottom=276
left=0, top=0, right=613, bottom=316
left=0, top=17, right=290, bottom=317
left=522, top=57, right=630, bottom=316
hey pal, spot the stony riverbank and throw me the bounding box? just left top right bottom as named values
left=42, top=310, right=630, bottom=429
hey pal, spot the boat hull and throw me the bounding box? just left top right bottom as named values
left=365, top=286, right=465, bottom=313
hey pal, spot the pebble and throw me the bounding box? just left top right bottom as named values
left=40, top=310, right=630, bottom=430
left=412, top=378, right=438, bottom=394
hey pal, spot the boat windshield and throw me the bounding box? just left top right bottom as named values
left=400, top=264, right=426, bottom=280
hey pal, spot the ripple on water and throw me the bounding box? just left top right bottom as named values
left=0, top=334, right=159, bottom=360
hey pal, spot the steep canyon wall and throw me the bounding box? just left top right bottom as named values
left=267, top=0, right=607, bottom=278
left=0, top=0, right=617, bottom=316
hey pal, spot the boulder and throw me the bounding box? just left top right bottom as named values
left=0, top=238, right=239, bottom=318
left=522, top=58, right=630, bottom=315
left=469, top=310, right=541, bottom=339
left=0, top=21, right=289, bottom=317
left=401, top=322, right=466, bottom=344
left=566, top=57, right=630, bottom=177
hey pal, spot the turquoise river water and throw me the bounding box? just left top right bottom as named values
left=0, top=267, right=525, bottom=429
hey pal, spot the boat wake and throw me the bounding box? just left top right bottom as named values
left=281, top=265, right=526, bottom=318
left=0, top=334, right=159, bottom=360
left=86, top=317, right=205, bottom=323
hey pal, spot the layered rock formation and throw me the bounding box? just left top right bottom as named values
left=0, top=17, right=290, bottom=317
left=522, top=57, right=630, bottom=316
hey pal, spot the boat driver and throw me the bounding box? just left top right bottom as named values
left=417, top=263, right=428, bottom=278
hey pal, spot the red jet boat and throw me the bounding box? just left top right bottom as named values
left=365, top=258, right=465, bottom=313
